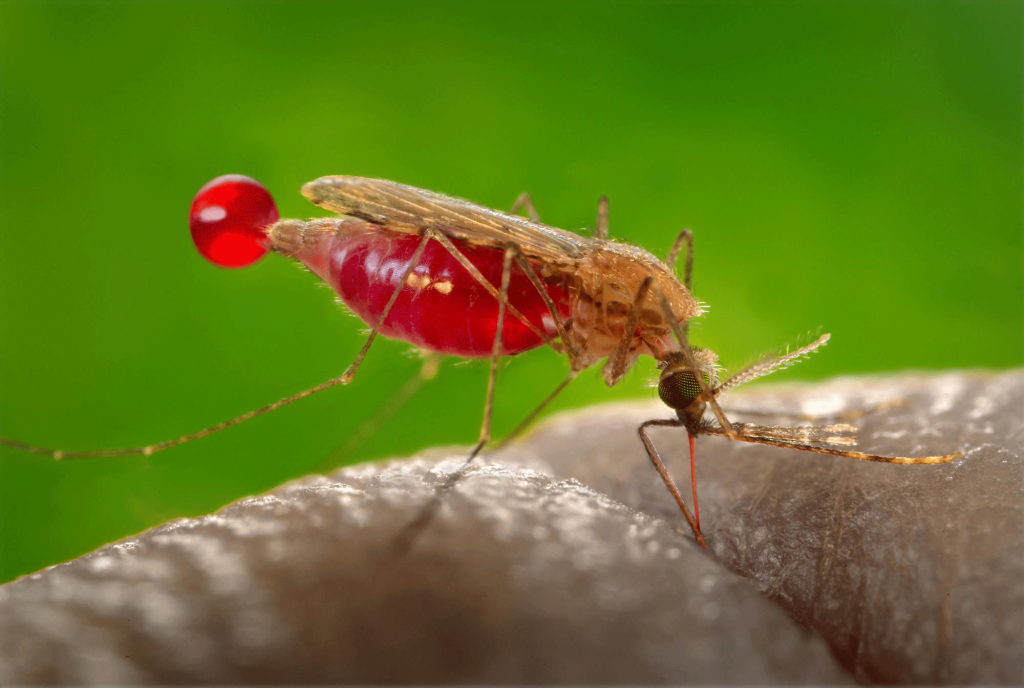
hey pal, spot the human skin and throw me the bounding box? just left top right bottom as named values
left=0, top=371, right=1018, bottom=684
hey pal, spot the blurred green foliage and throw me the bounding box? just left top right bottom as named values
left=1, top=2, right=1020, bottom=584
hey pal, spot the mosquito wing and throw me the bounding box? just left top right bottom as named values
left=301, top=176, right=592, bottom=267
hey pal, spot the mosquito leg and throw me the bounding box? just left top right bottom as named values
left=638, top=418, right=706, bottom=548
left=511, top=248, right=578, bottom=362
left=477, top=246, right=516, bottom=447
left=426, top=229, right=550, bottom=346
left=449, top=245, right=579, bottom=448
left=494, top=371, right=578, bottom=450
left=388, top=235, right=575, bottom=558
left=448, top=243, right=514, bottom=460
left=595, top=195, right=610, bottom=240
left=0, top=232, right=436, bottom=461
left=386, top=247, right=516, bottom=559
left=665, top=228, right=694, bottom=291
left=646, top=281, right=738, bottom=440
left=664, top=228, right=695, bottom=338
left=0, top=372, right=361, bottom=460
left=341, top=231, right=433, bottom=384
left=510, top=192, right=541, bottom=222
left=602, top=276, right=654, bottom=385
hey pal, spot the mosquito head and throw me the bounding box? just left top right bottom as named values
left=189, top=175, right=279, bottom=268
left=657, top=348, right=719, bottom=431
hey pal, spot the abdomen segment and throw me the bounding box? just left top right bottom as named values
left=296, top=225, right=571, bottom=358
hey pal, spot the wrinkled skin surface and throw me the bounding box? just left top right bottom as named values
left=528, top=371, right=1022, bottom=684
left=0, top=371, right=1019, bottom=684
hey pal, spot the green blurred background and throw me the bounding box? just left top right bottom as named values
left=0, top=2, right=1020, bottom=584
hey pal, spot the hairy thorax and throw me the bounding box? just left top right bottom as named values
left=560, top=242, right=702, bottom=377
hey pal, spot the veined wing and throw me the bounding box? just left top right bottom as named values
left=301, top=176, right=592, bottom=266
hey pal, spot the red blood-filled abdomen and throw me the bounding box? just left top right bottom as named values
left=324, top=229, right=571, bottom=358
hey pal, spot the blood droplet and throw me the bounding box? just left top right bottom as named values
left=189, top=175, right=278, bottom=268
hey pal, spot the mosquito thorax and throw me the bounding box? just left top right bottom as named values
left=189, top=175, right=279, bottom=268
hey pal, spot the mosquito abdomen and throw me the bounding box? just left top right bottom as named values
left=300, top=227, right=571, bottom=358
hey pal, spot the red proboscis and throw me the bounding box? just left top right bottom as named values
left=689, top=432, right=700, bottom=530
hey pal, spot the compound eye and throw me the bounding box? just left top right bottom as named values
left=658, top=370, right=711, bottom=410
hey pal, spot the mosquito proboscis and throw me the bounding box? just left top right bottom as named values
left=0, top=175, right=962, bottom=548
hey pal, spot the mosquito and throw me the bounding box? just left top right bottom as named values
left=0, top=174, right=961, bottom=548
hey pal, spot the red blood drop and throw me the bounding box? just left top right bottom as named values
left=189, top=175, right=278, bottom=268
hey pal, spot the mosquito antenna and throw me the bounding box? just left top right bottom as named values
left=713, top=333, right=831, bottom=398
left=697, top=421, right=961, bottom=464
